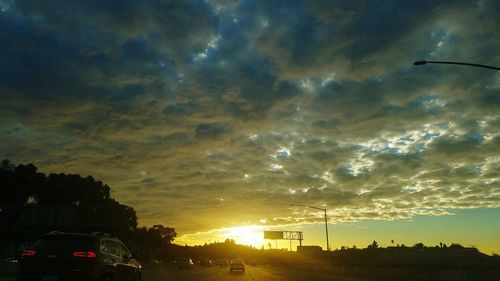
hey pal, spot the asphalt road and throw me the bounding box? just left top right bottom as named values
left=143, top=265, right=367, bottom=281
left=0, top=264, right=368, bottom=281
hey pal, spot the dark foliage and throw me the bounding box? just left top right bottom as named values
left=129, top=225, right=177, bottom=261
left=0, top=160, right=174, bottom=259
left=367, top=240, right=379, bottom=248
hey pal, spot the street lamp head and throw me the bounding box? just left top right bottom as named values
left=413, top=60, right=500, bottom=70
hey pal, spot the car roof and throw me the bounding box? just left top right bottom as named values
left=40, top=231, right=118, bottom=240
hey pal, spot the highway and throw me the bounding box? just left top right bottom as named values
left=0, top=264, right=369, bottom=281
left=142, top=265, right=367, bottom=281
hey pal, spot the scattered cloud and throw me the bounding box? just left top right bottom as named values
left=0, top=0, right=499, bottom=236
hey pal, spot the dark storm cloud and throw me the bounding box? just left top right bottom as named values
left=1, top=0, right=499, bottom=235
left=1, top=0, right=217, bottom=101
left=256, top=0, right=500, bottom=80
left=195, top=123, right=232, bottom=139
left=0, top=12, right=83, bottom=97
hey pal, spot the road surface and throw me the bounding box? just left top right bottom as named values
left=0, top=265, right=368, bottom=281
left=143, top=265, right=367, bottom=281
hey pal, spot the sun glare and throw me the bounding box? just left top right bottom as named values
left=221, top=225, right=266, bottom=247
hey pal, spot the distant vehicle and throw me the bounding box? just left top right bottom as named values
left=4, top=256, right=19, bottom=263
left=175, top=258, right=194, bottom=269
left=249, top=260, right=257, bottom=266
left=200, top=259, right=212, bottom=266
left=213, top=259, right=229, bottom=266
left=15, top=231, right=142, bottom=281
left=229, top=260, right=245, bottom=272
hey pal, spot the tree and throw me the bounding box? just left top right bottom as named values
left=0, top=160, right=184, bottom=263
left=367, top=240, right=379, bottom=249
left=225, top=239, right=236, bottom=244
left=130, top=224, right=177, bottom=261
left=449, top=243, right=464, bottom=249
left=0, top=160, right=139, bottom=251
left=0, top=159, right=14, bottom=171
left=150, top=224, right=177, bottom=243
left=413, top=243, right=425, bottom=249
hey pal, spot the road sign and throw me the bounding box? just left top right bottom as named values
left=264, top=231, right=284, bottom=239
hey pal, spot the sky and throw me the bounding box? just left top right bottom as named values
left=1, top=0, right=499, bottom=254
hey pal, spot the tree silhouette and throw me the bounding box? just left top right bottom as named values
left=413, top=243, right=425, bottom=249
left=0, top=159, right=175, bottom=256
left=130, top=224, right=177, bottom=260
left=367, top=240, right=379, bottom=249
left=225, top=238, right=236, bottom=244
left=449, top=243, right=464, bottom=249
left=1, top=159, right=14, bottom=171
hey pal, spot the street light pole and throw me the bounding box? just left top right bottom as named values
left=414, top=60, right=500, bottom=71
left=290, top=204, right=330, bottom=251
left=323, top=208, right=329, bottom=252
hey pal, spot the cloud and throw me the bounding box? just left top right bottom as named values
left=196, top=123, right=233, bottom=139
left=0, top=0, right=499, bottom=236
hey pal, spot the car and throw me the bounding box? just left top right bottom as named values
left=229, top=260, right=245, bottom=272
left=213, top=259, right=229, bottom=266
left=200, top=259, right=212, bottom=266
left=15, top=231, right=142, bottom=281
left=175, top=258, right=194, bottom=269
left=3, top=256, right=19, bottom=263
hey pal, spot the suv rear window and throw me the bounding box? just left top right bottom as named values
left=32, top=235, right=93, bottom=253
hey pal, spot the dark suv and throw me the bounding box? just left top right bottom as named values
left=16, top=232, right=142, bottom=281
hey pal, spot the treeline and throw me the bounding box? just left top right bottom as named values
left=0, top=160, right=175, bottom=261
left=346, top=240, right=471, bottom=250
left=332, top=244, right=490, bottom=268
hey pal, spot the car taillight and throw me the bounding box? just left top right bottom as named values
left=22, top=250, right=36, bottom=257
left=72, top=251, right=97, bottom=258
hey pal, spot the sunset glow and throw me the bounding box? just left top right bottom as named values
left=222, top=226, right=266, bottom=247
left=1, top=0, right=499, bottom=257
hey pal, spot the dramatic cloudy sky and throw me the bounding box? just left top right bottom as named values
left=1, top=0, right=499, bottom=252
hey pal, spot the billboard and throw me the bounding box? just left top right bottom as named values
left=264, top=231, right=283, bottom=240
